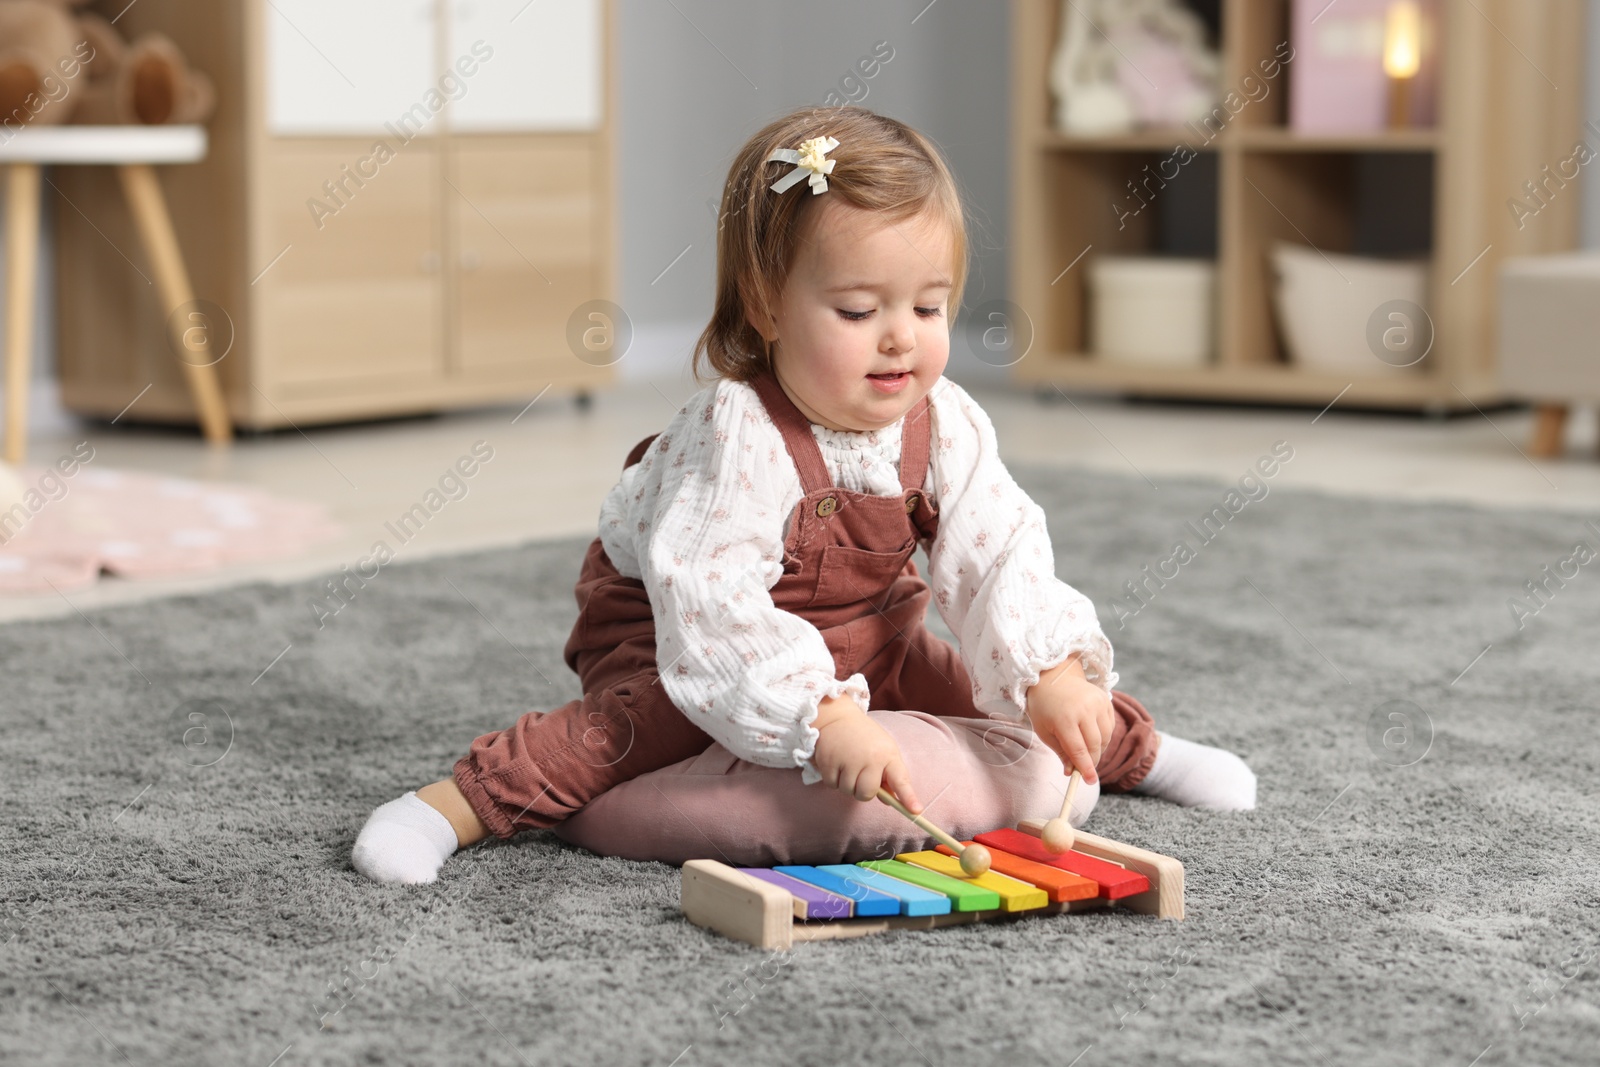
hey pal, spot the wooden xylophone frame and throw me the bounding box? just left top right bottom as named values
left=680, top=819, right=1184, bottom=949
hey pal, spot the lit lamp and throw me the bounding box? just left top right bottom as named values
left=1384, top=0, right=1422, bottom=129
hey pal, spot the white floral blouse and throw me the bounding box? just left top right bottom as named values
left=597, top=377, right=1116, bottom=781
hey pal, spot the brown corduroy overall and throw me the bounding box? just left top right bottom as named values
left=453, top=374, right=1157, bottom=838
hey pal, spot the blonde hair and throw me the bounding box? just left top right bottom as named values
left=693, top=106, right=968, bottom=383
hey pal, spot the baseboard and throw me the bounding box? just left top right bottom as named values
left=0, top=379, right=80, bottom=444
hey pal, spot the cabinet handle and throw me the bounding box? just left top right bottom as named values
left=420, top=251, right=440, bottom=273
left=461, top=250, right=482, bottom=272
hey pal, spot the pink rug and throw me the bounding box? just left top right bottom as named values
left=0, top=467, right=341, bottom=595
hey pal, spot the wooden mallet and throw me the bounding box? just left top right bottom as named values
left=875, top=788, right=991, bottom=876
left=1040, top=769, right=1083, bottom=853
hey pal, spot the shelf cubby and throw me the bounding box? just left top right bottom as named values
left=1030, top=146, right=1219, bottom=362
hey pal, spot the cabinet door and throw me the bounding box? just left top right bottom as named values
left=258, top=142, right=443, bottom=390
left=451, top=139, right=600, bottom=373
left=446, top=0, right=602, bottom=131
left=266, top=0, right=438, bottom=135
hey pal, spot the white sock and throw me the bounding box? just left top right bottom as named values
left=1131, top=732, right=1257, bottom=811
left=351, top=791, right=460, bottom=884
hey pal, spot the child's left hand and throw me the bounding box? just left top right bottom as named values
left=1023, top=655, right=1115, bottom=784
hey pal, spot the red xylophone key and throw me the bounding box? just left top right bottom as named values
left=973, top=828, right=1150, bottom=900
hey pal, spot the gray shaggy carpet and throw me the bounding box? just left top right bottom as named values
left=2, top=465, right=1598, bottom=1067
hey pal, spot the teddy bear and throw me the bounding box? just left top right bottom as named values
left=0, top=0, right=96, bottom=130
left=0, top=0, right=212, bottom=132
left=72, top=20, right=214, bottom=125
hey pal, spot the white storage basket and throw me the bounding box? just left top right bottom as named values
left=1088, top=256, right=1215, bottom=367
left=1271, top=244, right=1430, bottom=373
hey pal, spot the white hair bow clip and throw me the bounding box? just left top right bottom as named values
left=767, top=136, right=839, bottom=195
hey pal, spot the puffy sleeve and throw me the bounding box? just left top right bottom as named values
left=924, top=382, right=1117, bottom=718
left=640, top=381, right=869, bottom=779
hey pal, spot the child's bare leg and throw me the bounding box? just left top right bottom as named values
left=351, top=778, right=484, bottom=885
left=415, top=778, right=489, bottom=847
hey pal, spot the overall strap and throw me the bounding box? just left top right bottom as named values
left=897, top=395, right=933, bottom=493
left=748, top=373, right=833, bottom=494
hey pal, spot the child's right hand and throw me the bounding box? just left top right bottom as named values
left=811, top=696, right=922, bottom=812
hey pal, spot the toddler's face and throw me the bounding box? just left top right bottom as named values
left=762, top=199, right=954, bottom=432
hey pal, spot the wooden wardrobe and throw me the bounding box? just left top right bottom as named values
left=54, top=0, right=615, bottom=430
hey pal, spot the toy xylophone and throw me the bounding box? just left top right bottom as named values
left=681, top=818, right=1184, bottom=949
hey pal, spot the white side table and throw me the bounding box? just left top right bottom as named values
left=1, top=125, right=231, bottom=463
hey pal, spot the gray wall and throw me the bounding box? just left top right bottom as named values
left=1587, top=0, right=1600, bottom=249
left=612, top=0, right=1012, bottom=383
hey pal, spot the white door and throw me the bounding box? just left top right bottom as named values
left=266, top=0, right=439, bottom=136
left=445, top=0, right=602, bottom=131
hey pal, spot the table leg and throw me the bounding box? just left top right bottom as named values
left=116, top=163, right=232, bottom=446
left=1528, top=404, right=1567, bottom=458
left=3, top=163, right=41, bottom=466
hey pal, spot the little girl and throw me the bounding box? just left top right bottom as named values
left=353, top=106, right=1255, bottom=884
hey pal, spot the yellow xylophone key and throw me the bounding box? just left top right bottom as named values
left=896, top=851, right=1049, bottom=912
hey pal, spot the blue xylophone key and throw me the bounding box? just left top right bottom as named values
left=773, top=866, right=901, bottom=917
left=816, top=864, right=952, bottom=917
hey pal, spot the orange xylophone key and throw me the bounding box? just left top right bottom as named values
left=934, top=842, right=1099, bottom=903
left=973, top=828, right=1150, bottom=900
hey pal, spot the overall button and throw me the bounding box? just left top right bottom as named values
left=904, top=494, right=920, bottom=513
left=816, top=496, right=839, bottom=517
